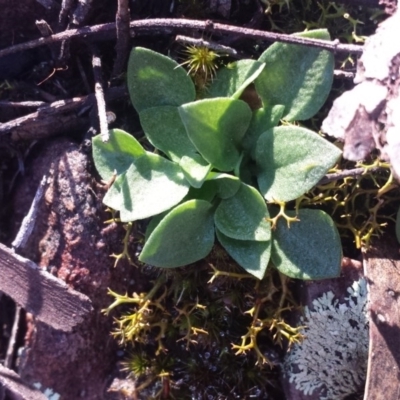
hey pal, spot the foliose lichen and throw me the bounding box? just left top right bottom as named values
left=284, top=278, right=368, bottom=399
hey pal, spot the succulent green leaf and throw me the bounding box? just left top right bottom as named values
left=214, top=183, right=271, bottom=241
left=104, top=152, right=189, bottom=222
left=145, top=211, right=169, bottom=241
left=179, top=98, right=252, bottom=171
left=139, top=106, right=198, bottom=162
left=271, top=209, right=342, bottom=280
left=92, top=129, right=145, bottom=181
left=128, top=47, right=195, bottom=113
left=208, top=60, right=265, bottom=99
left=179, top=154, right=212, bottom=188
left=102, top=171, right=127, bottom=211
left=216, top=229, right=271, bottom=280
left=140, top=200, right=215, bottom=267
left=241, top=105, right=285, bottom=154
left=256, top=126, right=341, bottom=202
left=185, top=182, right=218, bottom=203
left=206, top=172, right=241, bottom=199
left=396, top=206, right=400, bottom=244
left=255, top=30, right=334, bottom=121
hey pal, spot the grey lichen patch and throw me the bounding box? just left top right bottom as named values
left=284, top=278, right=368, bottom=399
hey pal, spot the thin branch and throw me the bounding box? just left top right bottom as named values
left=35, top=19, right=60, bottom=64
left=57, top=0, right=74, bottom=63
left=72, top=0, right=94, bottom=26
left=111, top=0, right=131, bottom=79
left=91, top=46, right=109, bottom=142
left=0, top=101, right=48, bottom=108
left=0, top=86, right=127, bottom=140
left=11, top=175, right=48, bottom=250
left=0, top=19, right=364, bottom=60
left=35, top=19, right=54, bottom=37
left=4, top=305, right=21, bottom=369
left=175, top=35, right=238, bottom=57
left=58, top=0, right=74, bottom=28
left=318, top=166, right=383, bottom=184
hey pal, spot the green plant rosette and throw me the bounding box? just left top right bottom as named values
left=92, top=41, right=343, bottom=282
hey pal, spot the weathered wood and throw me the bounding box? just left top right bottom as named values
left=363, top=236, right=400, bottom=400
left=0, top=364, right=47, bottom=400
left=0, top=18, right=363, bottom=60
left=0, top=243, right=92, bottom=331
left=0, top=86, right=127, bottom=141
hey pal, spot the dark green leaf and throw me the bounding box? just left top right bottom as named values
left=104, top=152, right=189, bottom=222
left=179, top=154, right=212, bottom=188
left=208, top=60, right=265, bottom=99
left=139, top=106, right=198, bottom=162
left=214, top=183, right=271, bottom=241
left=92, top=129, right=144, bottom=180
left=140, top=200, right=215, bottom=267
left=256, top=126, right=341, bottom=202
left=271, top=209, right=342, bottom=280
left=179, top=98, right=252, bottom=171
left=206, top=172, right=241, bottom=199
left=255, top=30, right=334, bottom=121
left=128, top=47, right=195, bottom=113
left=216, top=229, right=271, bottom=280
left=241, top=105, right=285, bottom=155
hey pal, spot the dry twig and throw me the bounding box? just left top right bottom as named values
left=0, top=19, right=364, bottom=60
left=11, top=175, right=47, bottom=250
left=91, top=45, right=109, bottom=142
left=0, top=101, right=47, bottom=108
left=4, top=306, right=21, bottom=369
left=111, top=0, right=131, bottom=79
left=0, top=86, right=127, bottom=140
left=175, top=35, right=238, bottom=57
left=318, top=166, right=383, bottom=184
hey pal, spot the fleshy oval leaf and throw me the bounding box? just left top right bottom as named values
left=271, top=208, right=342, bottom=280
left=216, top=229, right=271, bottom=280
left=206, top=172, right=241, bottom=199
left=256, top=126, right=341, bottom=202
left=179, top=154, right=212, bottom=188
left=214, top=183, right=271, bottom=241
left=208, top=60, right=266, bottom=99
left=139, top=106, right=198, bottom=162
left=241, top=105, right=285, bottom=155
left=92, top=129, right=145, bottom=181
left=255, top=30, right=334, bottom=121
left=128, top=47, right=195, bottom=113
left=179, top=98, right=252, bottom=171
left=102, top=171, right=127, bottom=211
left=140, top=200, right=215, bottom=267
left=104, top=152, right=189, bottom=222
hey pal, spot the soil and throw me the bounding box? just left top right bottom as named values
left=0, top=1, right=399, bottom=399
